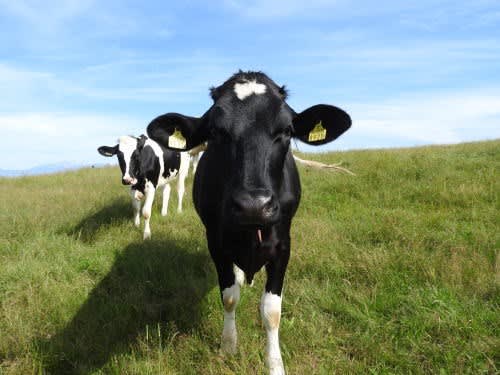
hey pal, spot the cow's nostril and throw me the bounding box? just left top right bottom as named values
left=232, top=197, right=246, bottom=213
left=262, top=199, right=278, bottom=215
left=231, top=193, right=252, bottom=213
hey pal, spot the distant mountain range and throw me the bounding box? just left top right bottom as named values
left=0, top=162, right=112, bottom=177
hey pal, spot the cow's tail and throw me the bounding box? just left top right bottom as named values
left=293, top=154, right=355, bottom=175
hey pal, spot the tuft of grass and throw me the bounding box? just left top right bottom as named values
left=1, top=140, right=498, bottom=374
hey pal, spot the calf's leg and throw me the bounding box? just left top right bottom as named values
left=130, top=189, right=142, bottom=227
left=142, top=181, right=156, bottom=240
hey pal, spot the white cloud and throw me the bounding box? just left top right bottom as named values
left=303, top=89, right=500, bottom=152
left=0, top=57, right=234, bottom=112
left=0, top=112, right=144, bottom=169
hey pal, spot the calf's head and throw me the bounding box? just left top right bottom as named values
left=148, top=71, right=351, bottom=227
left=98, top=135, right=147, bottom=185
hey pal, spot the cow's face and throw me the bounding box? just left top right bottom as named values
left=148, top=71, right=351, bottom=227
left=98, top=136, right=141, bottom=185
left=206, top=78, right=294, bottom=226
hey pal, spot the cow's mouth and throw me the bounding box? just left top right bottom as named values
left=247, top=225, right=272, bottom=246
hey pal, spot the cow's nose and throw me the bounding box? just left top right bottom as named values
left=122, top=176, right=134, bottom=185
left=231, top=190, right=278, bottom=225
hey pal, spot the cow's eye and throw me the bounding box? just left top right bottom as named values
left=274, top=126, right=292, bottom=140
left=283, top=126, right=292, bottom=137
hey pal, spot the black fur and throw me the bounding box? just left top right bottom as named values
left=147, top=71, right=350, bottom=295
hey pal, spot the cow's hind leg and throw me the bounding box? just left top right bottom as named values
left=161, top=183, right=171, bottom=216
left=176, top=153, right=189, bottom=213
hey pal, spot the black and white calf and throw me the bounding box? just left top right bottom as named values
left=98, top=135, right=190, bottom=239
left=147, top=71, right=351, bottom=374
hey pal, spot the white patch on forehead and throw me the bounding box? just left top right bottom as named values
left=234, top=79, right=267, bottom=100
left=118, top=136, right=137, bottom=152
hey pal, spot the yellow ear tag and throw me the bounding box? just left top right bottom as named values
left=308, top=120, right=327, bottom=142
left=168, top=129, right=187, bottom=149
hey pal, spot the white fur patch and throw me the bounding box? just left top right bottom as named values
left=234, top=79, right=267, bottom=100
left=233, top=264, right=246, bottom=287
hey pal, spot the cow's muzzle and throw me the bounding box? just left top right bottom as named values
left=231, top=189, right=279, bottom=226
left=122, top=176, right=137, bottom=185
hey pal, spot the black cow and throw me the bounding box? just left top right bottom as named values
left=147, top=71, right=351, bottom=374
left=98, top=135, right=190, bottom=239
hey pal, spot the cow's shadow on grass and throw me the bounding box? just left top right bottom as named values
left=43, top=238, right=216, bottom=374
left=64, top=198, right=132, bottom=243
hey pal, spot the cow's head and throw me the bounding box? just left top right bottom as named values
left=148, top=71, right=351, bottom=227
left=98, top=135, right=147, bottom=185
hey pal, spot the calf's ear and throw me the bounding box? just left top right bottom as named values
left=293, top=104, right=351, bottom=145
left=98, top=145, right=118, bottom=157
left=147, top=112, right=209, bottom=151
left=137, top=134, right=147, bottom=151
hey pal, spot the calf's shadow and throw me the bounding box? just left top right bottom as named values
left=42, top=238, right=216, bottom=374
left=64, top=197, right=132, bottom=243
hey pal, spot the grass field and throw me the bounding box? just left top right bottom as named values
left=1, top=140, right=499, bottom=374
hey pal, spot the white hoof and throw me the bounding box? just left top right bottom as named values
left=143, top=231, right=151, bottom=240
left=161, top=210, right=168, bottom=217
left=221, top=332, right=237, bottom=355
left=268, top=358, right=285, bottom=375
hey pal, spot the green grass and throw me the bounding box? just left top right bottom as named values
left=1, top=140, right=498, bottom=374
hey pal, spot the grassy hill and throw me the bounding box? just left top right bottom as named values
left=1, top=140, right=498, bottom=374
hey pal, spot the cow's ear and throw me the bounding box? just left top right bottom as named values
left=292, top=104, right=351, bottom=145
left=137, top=134, right=147, bottom=151
left=147, top=112, right=209, bottom=151
left=98, top=145, right=118, bottom=157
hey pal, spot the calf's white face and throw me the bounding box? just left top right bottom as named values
left=97, top=135, right=140, bottom=185
left=118, top=136, right=139, bottom=185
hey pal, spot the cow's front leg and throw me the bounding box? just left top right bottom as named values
left=142, top=181, right=156, bottom=240
left=261, top=291, right=284, bottom=375
left=261, top=249, right=289, bottom=375
left=130, top=189, right=142, bottom=227
left=161, top=183, right=171, bottom=216
left=217, top=262, right=242, bottom=354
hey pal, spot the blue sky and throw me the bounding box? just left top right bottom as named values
left=1, top=0, right=499, bottom=169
